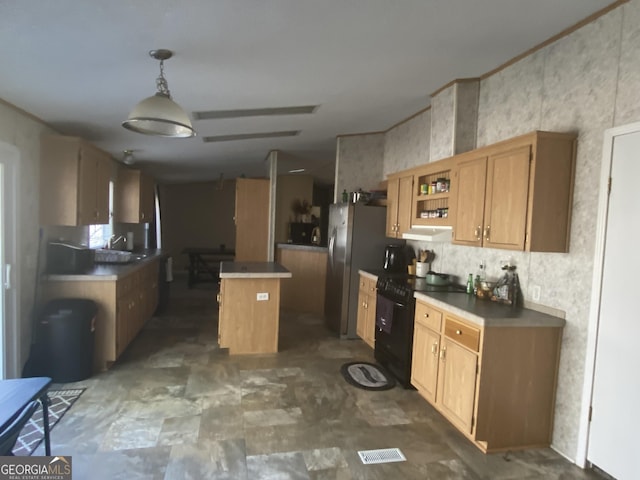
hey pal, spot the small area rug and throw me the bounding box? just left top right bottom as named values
left=13, top=388, right=85, bottom=456
left=340, top=362, right=396, bottom=391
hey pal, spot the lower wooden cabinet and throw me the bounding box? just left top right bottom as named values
left=356, top=274, right=377, bottom=348
left=275, top=247, right=327, bottom=315
left=41, top=258, right=160, bottom=372
left=217, top=277, right=281, bottom=354
left=411, top=298, right=563, bottom=452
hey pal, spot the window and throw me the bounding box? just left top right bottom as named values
left=88, top=180, right=114, bottom=248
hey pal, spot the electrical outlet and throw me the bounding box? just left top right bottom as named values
left=256, top=292, right=269, bottom=301
left=532, top=285, right=541, bottom=302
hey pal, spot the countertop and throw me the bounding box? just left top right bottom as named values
left=43, top=249, right=166, bottom=282
left=357, top=269, right=564, bottom=328
left=276, top=243, right=328, bottom=253
left=414, top=290, right=565, bottom=328
left=219, top=261, right=292, bottom=279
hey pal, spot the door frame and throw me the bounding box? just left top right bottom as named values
left=0, top=140, right=21, bottom=379
left=576, top=121, right=640, bottom=466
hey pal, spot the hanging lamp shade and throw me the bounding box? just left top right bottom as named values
left=122, top=49, right=196, bottom=138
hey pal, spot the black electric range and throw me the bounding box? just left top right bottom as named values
left=373, top=274, right=466, bottom=388
left=376, top=274, right=466, bottom=302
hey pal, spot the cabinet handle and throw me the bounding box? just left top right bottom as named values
left=424, top=312, right=429, bottom=318
left=440, top=346, right=446, bottom=360
left=484, top=225, right=490, bottom=240
left=431, top=341, right=438, bottom=355
left=475, top=226, right=481, bottom=240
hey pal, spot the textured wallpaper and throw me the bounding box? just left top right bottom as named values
left=383, top=108, right=431, bottom=176
left=615, top=0, right=640, bottom=125
left=454, top=80, right=480, bottom=154
left=448, top=5, right=626, bottom=459
left=0, top=102, right=55, bottom=373
left=336, top=133, right=385, bottom=199
left=358, top=0, right=639, bottom=461
left=430, top=85, right=455, bottom=160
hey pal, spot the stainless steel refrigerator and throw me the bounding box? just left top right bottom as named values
left=324, top=203, right=402, bottom=338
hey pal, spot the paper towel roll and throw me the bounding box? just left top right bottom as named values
left=166, top=257, right=173, bottom=282
left=126, top=232, right=134, bottom=251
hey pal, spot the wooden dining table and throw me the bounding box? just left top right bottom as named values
left=0, top=376, right=52, bottom=455
left=182, top=247, right=235, bottom=287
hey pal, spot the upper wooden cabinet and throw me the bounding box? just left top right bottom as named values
left=386, top=173, right=413, bottom=238
left=40, top=135, right=112, bottom=226
left=411, top=157, right=454, bottom=227
left=114, top=167, right=156, bottom=223
left=451, top=131, right=576, bottom=252
left=235, top=178, right=270, bottom=261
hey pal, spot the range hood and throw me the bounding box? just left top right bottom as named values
left=401, top=226, right=453, bottom=242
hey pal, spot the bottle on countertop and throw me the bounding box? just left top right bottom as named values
left=466, top=274, right=474, bottom=294
left=342, top=189, right=348, bottom=203
left=474, top=261, right=486, bottom=295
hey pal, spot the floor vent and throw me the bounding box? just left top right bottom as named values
left=357, top=448, right=406, bottom=465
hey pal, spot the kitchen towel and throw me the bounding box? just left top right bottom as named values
left=376, top=294, right=394, bottom=334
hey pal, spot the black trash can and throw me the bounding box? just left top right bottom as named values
left=39, top=298, right=98, bottom=383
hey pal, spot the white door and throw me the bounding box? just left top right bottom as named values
left=587, top=129, right=640, bottom=479
left=0, top=141, right=20, bottom=379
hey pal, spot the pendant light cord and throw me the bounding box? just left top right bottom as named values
left=156, top=59, right=171, bottom=98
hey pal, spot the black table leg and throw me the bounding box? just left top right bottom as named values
left=40, top=393, right=51, bottom=455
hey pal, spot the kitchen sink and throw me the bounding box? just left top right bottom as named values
left=94, top=249, right=149, bottom=264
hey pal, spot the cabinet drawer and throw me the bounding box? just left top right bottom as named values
left=444, top=317, right=480, bottom=352
left=415, top=302, right=442, bottom=331
left=359, top=275, right=377, bottom=294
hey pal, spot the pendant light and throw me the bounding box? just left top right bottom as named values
left=122, top=49, right=195, bottom=138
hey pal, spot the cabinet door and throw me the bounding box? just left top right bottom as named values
left=356, top=287, right=368, bottom=341
left=139, top=173, right=156, bottom=223
left=364, top=290, right=377, bottom=348
left=235, top=178, right=270, bottom=261
left=397, top=175, right=414, bottom=236
left=483, top=146, right=530, bottom=250
left=411, top=321, right=440, bottom=404
left=94, top=150, right=112, bottom=224
left=438, top=338, right=478, bottom=434
left=452, top=157, right=487, bottom=246
left=77, top=147, right=99, bottom=225
left=218, top=279, right=228, bottom=347
left=386, top=177, right=400, bottom=237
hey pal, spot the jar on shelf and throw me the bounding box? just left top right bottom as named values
left=430, top=181, right=437, bottom=194
left=436, top=178, right=447, bottom=193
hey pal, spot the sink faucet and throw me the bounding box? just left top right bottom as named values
left=107, top=235, right=126, bottom=250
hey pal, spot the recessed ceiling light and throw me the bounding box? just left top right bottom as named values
left=193, top=105, right=318, bottom=120
left=202, top=130, right=300, bottom=143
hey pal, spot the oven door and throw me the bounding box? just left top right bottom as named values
left=373, top=293, right=415, bottom=387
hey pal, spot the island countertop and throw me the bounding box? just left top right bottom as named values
left=275, top=243, right=329, bottom=253
left=219, top=261, right=292, bottom=279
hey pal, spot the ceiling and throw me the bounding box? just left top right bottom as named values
left=0, top=0, right=612, bottom=185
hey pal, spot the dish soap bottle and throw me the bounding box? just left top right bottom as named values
left=342, top=189, right=348, bottom=203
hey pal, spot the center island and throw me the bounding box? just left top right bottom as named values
left=218, top=261, right=292, bottom=354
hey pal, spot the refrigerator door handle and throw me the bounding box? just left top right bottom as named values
left=328, top=228, right=336, bottom=268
